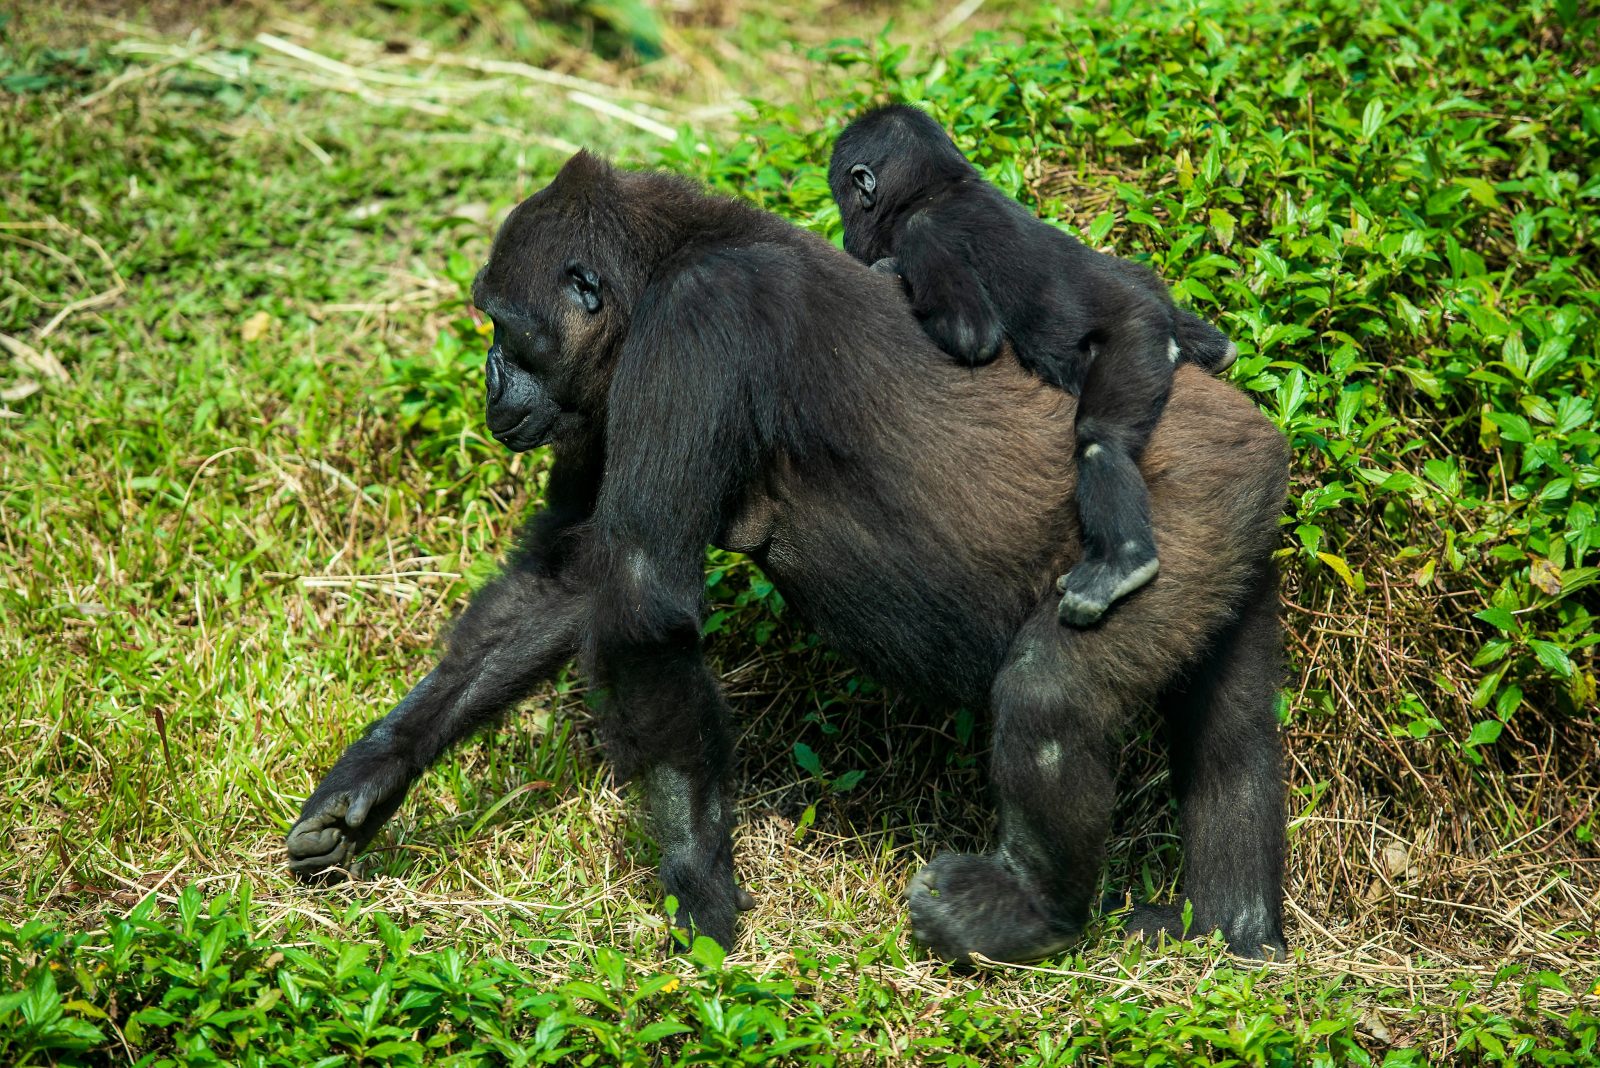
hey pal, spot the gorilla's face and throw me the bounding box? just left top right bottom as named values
left=472, top=262, right=599, bottom=453
left=470, top=160, right=626, bottom=453
left=474, top=308, right=566, bottom=452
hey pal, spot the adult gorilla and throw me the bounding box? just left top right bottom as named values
left=287, top=152, right=1290, bottom=963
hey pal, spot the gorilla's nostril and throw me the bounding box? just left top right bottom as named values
left=485, top=348, right=505, bottom=402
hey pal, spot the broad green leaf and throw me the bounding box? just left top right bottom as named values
left=1473, top=605, right=1517, bottom=633
left=1360, top=99, right=1386, bottom=140
left=830, top=769, right=866, bottom=792
left=1088, top=210, right=1117, bottom=244
left=1209, top=207, right=1236, bottom=250
left=1528, top=639, right=1573, bottom=679
left=793, top=741, right=823, bottom=776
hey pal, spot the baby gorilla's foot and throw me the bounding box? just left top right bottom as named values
left=286, top=752, right=411, bottom=881
left=1213, top=339, right=1239, bottom=373
left=1056, top=550, right=1160, bottom=627
left=1123, top=903, right=1287, bottom=961
left=907, top=853, right=1081, bottom=967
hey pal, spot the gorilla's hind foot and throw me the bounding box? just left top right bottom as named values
left=1123, top=902, right=1287, bottom=961
left=907, top=853, right=1081, bottom=968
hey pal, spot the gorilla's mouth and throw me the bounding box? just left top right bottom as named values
left=491, top=406, right=581, bottom=453
left=491, top=410, right=555, bottom=452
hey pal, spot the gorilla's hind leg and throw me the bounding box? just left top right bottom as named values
left=1126, top=566, right=1287, bottom=959
left=908, top=605, right=1121, bottom=966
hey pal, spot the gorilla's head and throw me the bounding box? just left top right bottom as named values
left=828, top=104, right=976, bottom=265
left=469, top=152, right=639, bottom=452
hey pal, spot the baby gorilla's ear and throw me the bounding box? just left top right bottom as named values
left=850, top=164, right=877, bottom=208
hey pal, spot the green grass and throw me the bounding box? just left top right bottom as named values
left=2, top=0, right=1598, bottom=1063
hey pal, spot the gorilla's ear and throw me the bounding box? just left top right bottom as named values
left=563, top=259, right=602, bottom=314
left=850, top=164, right=877, bottom=208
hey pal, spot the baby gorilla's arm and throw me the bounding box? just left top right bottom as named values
left=894, top=213, right=1005, bottom=366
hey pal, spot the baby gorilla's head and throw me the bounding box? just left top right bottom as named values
left=827, top=104, right=976, bottom=263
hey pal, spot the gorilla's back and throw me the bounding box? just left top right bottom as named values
left=752, top=350, right=1287, bottom=710
left=675, top=211, right=1286, bottom=709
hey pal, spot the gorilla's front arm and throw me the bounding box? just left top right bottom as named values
left=285, top=448, right=596, bottom=877
left=584, top=533, right=743, bottom=945
left=577, top=261, right=770, bottom=945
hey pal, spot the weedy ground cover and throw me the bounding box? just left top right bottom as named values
left=2, top=0, right=1597, bottom=1063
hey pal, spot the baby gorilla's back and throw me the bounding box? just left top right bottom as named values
left=829, top=104, right=1244, bottom=627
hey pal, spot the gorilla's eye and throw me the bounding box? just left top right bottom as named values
left=850, top=163, right=877, bottom=207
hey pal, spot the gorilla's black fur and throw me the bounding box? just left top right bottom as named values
left=287, top=152, right=1290, bottom=964
left=830, top=104, right=1239, bottom=628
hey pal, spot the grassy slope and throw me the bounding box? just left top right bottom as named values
left=2, top=0, right=1598, bottom=1063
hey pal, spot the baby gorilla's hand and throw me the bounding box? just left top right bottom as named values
left=919, top=292, right=1004, bottom=366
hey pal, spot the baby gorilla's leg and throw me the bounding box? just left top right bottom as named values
left=1056, top=441, right=1161, bottom=627
left=1056, top=314, right=1174, bottom=626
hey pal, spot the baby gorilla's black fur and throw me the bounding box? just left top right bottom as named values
left=830, top=104, right=1237, bottom=627
left=286, top=152, right=1290, bottom=966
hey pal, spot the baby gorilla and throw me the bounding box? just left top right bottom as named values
left=830, top=105, right=1237, bottom=627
